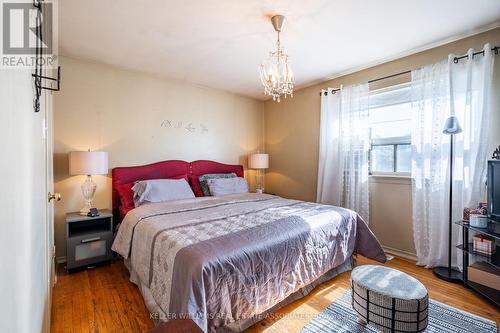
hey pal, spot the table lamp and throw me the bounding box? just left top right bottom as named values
left=69, top=150, right=109, bottom=215
left=248, top=153, right=269, bottom=194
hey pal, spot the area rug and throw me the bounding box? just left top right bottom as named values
left=300, top=290, right=497, bottom=333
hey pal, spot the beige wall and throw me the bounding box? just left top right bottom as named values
left=54, top=56, right=264, bottom=259
left=264, top=28, right=500, bottom=257
left=54, top=29, right=500, bottom=260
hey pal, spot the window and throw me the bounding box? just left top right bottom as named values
left=369, top=84, right=412, bottom=175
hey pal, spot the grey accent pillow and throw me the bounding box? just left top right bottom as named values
left=132, top=179, right=195, bottom=207
left=198, top=173, right=236, bottom=196
left=206, top=177, right=249, bottom=197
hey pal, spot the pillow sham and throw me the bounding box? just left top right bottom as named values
left=132, top=178, right=195, bottom=207
left=116, top=174, right=188, bottom=209
left=206, top=177, right=249, bottom=197
left=198, top=173, right=237, bottom=196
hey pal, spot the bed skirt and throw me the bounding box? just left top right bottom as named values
left=124, top=256, right=353, bottom=333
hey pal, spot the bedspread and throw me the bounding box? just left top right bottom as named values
left=112, top=193, right=386, bottom=332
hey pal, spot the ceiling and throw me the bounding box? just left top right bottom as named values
left=59, top=0, right=500, bottom=100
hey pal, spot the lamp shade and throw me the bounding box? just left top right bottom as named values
left=442, top=115, right=462, bottom=135
left=248, top=153, right=269, bottom=169
left=69, top=151, right=108, bottom=175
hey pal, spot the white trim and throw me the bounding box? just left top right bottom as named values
left=370, top=171, right=411, bottom=177
left=369, top=175, right=411, bottom=185
left=303, top=21, right=500, bottom=95
left=56, top=256, right=67, bottom=264
left=371, top=137, right=411, bottom=145
left=383, top=246, right=417, bottom=262
left=369, top=81, right=411, bottom=94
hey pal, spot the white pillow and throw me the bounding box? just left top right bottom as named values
left=206, top=177, right=249, bottom=196
left=132, top=179, right=195, bottom=207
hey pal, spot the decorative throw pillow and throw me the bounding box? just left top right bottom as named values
left=189, top=175, right=205, bottom=197
left=198, top=173, right=236, bottom=196
left=116, top=182, right=135, bottom=209
left=206, top=177, right=249, bottom=196
left=132, top=179, right=195, bottom=207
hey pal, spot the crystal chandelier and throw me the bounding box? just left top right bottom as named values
left=259, top=15, right=294, bottom=102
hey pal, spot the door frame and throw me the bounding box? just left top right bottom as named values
left=42, top=77, right=55, bottom=333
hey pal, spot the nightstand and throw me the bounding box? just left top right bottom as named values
left=66, top=209, right=113, bottom=271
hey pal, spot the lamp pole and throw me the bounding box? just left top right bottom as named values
left=432, top=116, right=462, bottom=282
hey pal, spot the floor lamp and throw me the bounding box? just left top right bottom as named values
left=433, top=115, right=463, bottom=282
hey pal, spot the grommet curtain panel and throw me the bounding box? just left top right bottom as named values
left=411, top=44, right=494, bottom=268
left=317, top=83, right=370, bottom=223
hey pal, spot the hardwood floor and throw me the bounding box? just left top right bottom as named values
left=51, top=262, right=152, bottom=333
left=51, top=256, right=500, bottom=333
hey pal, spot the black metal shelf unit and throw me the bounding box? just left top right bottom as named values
left=455, top=220, right=500, bottom=306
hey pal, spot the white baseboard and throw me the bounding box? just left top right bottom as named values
left=56, top=256, right=67, bottom=264
left=382, top=246, right=417, bottom=262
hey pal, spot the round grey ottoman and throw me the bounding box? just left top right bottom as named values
left=351, top=265, right=428, bottom=333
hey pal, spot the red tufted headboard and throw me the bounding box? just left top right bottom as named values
left=111, top=160, right=244, bottom=222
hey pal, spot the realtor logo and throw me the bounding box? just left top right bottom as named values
left=1, top=0, right=56, bottom=68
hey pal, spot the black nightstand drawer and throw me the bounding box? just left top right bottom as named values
left=67, top=231, right=113, bottom=270
left=65, top=210, right=114, bottom=271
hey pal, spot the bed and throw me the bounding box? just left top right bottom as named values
left=111, top=160, right=386, bottom=332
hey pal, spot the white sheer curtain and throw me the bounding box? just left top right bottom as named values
left=317, top=83, right=370, bottom=222
left=411, top=60, right=450, bottom=267
left=411, top=44, right=494, bottom=268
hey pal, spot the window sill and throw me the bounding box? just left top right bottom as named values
left=369, top=174, right=411, bottom=185
left=370, top=174, right=410, bottom=178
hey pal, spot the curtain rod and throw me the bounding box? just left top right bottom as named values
left=320, top=45, right=499, bottom=96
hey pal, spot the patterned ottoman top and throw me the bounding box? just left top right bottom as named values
left=351, top=265, right=427, bottom=300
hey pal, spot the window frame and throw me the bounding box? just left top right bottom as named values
left=369, top=142, right=411, bottom=176
left=368, top=83, right=412, bottom=177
